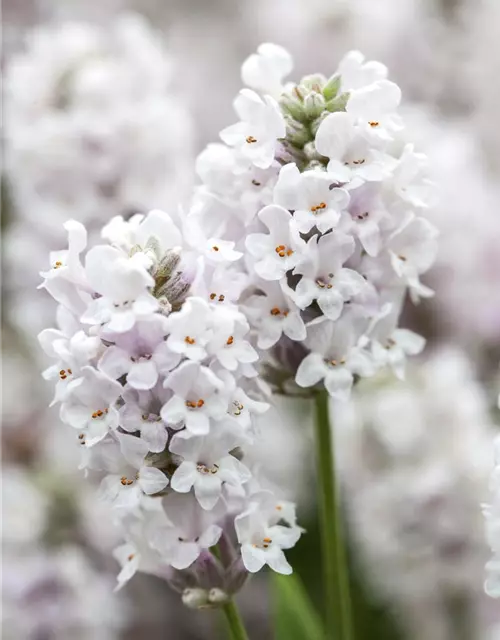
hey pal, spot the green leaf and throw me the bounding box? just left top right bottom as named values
left=272, top=572, right=325, bottom=640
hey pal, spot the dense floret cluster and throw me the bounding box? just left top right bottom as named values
left=39, top=43, right=435, bottom=603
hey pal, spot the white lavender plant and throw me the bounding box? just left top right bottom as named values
left=39, top=43, right=437, bottom=639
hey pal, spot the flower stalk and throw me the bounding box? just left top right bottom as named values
left=314, top=390, right=353, bottom=640
left=222, top=599, right=249, bottom=640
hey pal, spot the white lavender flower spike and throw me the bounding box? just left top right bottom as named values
left=39, top=43, right=436, bottom=626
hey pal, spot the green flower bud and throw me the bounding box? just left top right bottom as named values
left=280, top=90, right=307, bottom=122
left=303, top=141, right=323, bottom=163
left=284, top=115, right=312, bottom=148
left=325, top=92, right=350, bottom=113
left=323, top=74, right=341, bottom=101
left=144, top=235, right=161, bottom=259
left=303, top=92, right=326, bottom=120
left=299, top=73, right=326, bottom=92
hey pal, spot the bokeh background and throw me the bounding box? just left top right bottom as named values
left=3, top=0, right=500, bottom=638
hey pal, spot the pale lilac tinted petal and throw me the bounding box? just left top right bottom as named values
left=198, top=524, right=223, bottom=549
left=171, top=462, right=198, bottom=493
left=186, top=411, right=210, bottom=435
left=138, top=466, right=169, bottom=495
left=98, top=347, right=131, bottom=379
left=324, top=368, right=353, bottom=401
left=127, top=360, right=158, bottom=390
left=141, top=420, right=168, bottom=453
left=241, top=545, right=266, bottom=573
left=194, top=474, right=222, bottom=510
left=295, top=353, right=327, bottom=388
left=266, top=548, right=292, bottom=575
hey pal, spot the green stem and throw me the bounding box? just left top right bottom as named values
left=314, top=390, right=354, bottom=640
left=221, top=598, right=249, bottom=640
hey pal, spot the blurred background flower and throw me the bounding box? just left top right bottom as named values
left=3, top=0, right=500, bottom=638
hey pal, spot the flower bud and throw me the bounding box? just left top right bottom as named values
left=325, top=92, right=350, bottom=113
left=182, top=588, right=209, bottom=609
left=310, top=111, right=330, bottom=138
left=192, top=550, right=225, bottom=589
left=303, top=92, right=326, bottom=120
left=208, top=588, right=229, bottom=605
left=274, top=140, right=306, bottom=167
left=303, top=141, right=323, bottom=163
left=156, top=270, right=191, bottom=311
left=166, top=568, right=196, bottom=594
left=279, top=88, right=307, bottom=122
left=284, top=115, right=311, bottom=148
left=299, top=73, right=326, bottom=92
left=144, top=235, right=162, bottom=260
left=225, top=557, right=249, bottom=595
left=323, top=73, right=341, bottom=101
left=154, top=248, right=182, bottom=289
left=216, top=531, right=238, bottom=567
left=157, top=295, right=172, bottom=316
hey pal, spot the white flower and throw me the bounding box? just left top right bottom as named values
left=235, top=491, right=302, bottom=575
left=113, top=530, right=165, bottom=591
left=119, top=385, right=171, bottom=453
left=207, top=309, right=258, bottom=371
left=389, top=143, right=431, bottom=210
left=60, top=366, right=122, bottom=445
left=273, top=163, right=350, bottom=234
left=293, top=232, right=367, bottom=320
left=170, top=427, right=251, bottom=510
left=220, top=89, right=285, bottom=169
left=370, top=307, right=426, bottom=380
left=192, top=263, right=248, bottom=308
left=39, top=328, right=101, bottom=405
left=315, top=112, right=392, bottom=183
left=149, top=493, right=223, bottom=570
left=343, top=182, right=387, bottom=256
left=133, top=209, right=183, bottom=256
left=387, top=214, right=438, bottom=299
left=165, top=297, right=214, bottom=362
left=246, top=205, right=306, bottom=280
left=82, top=245, right=157, bottom=332
left=241, top=43, right=293, bottom=98
left=295, top=318, right=374, bottom=401
left=39, top=219, right=88, bottom=285
left=98, top=433, right=168, bottom=510
left=337, top=50, right=387, bottom=92
left=38, top=220, right=91, bottom=315
left=184, top=198, right=243, bottom=265
left=346, top=80, right=402, bottom=140
left=161, top=361, right=226, bottom=435
left=98, top=317, right=179, bottom=390
left=244, top=279, right=306, bottom=349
